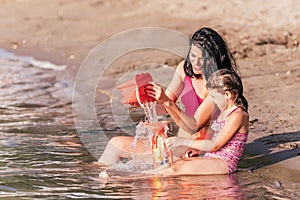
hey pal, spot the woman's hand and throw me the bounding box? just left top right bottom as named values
left=145, top=82, right=169, bottom=104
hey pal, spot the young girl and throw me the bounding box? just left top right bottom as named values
left=149, top=69, right=249, bottom=175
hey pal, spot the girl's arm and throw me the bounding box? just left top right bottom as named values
left=166, top=110, right=246, bottom=152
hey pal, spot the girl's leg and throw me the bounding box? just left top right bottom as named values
left=147, top=157, right=228, bottom=175
left=98, top=136, right=152, bottom=165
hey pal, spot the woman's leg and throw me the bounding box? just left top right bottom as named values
left=98, top=136, right=152, bottom=165
left=147, top=157, right=228, bottom=176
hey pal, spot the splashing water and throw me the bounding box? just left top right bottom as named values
left=131, top=101, right=159, bottom=157
left=110, top=129, right=153, bottom=172
left=132, top=101, right=171, bottom=169
left=111, top=101, right=171, bottom=172
left=130, top=102, right=159, bottom=171
left=132, top=121, right=153, bottom=155
left=143, top=101, right=158, bottom=123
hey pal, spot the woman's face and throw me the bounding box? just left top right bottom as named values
left=189, top=44, right=204, bottom=75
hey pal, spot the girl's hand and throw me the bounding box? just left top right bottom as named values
left=166, top=137, right=190, bottom=150
left=145, top=82, right=169, bottom=104
left=166, top=137, right=196, bottom=157
left=165, top=137, right=176, bottom=150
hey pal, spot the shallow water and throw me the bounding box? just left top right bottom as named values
left=0, top=51, right=299, bottom=199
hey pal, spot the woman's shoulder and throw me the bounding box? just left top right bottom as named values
left=175, top=60, right=186, bottom=77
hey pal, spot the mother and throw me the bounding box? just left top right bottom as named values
left=99, top=27, right=238, bottom=164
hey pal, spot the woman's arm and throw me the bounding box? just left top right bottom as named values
left=164, top=61, right=185, bottom=101
left=146, top=61, right=204, bottom=134
left=146, top=61, right=216, bottom=135
left=154, top=61, right=185, bottom=115
left=147, top=87, right=213, bottom=134
left=160, top=93, right=218, bottom=135
left=160, top=98, right=197, bottom=133
left=193, top=95, right=219, bottom=132
left=146, top=61, right=191, bottom=124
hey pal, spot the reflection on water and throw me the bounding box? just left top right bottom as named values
left=97, top=173, right=246, bottom=199
left=0, top=51, right=299, bottom=199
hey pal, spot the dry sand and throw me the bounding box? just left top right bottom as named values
left=0, top=0, right=299, bottom=191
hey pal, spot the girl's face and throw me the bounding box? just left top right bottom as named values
left=209, top=89, right=227, bottom=110
left=189, top=45, right=204, bottom=75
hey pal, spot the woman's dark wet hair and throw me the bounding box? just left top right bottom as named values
left=184, top=27, right=238, bottom=80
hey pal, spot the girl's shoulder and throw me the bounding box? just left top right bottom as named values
left=232, top=107, right=249, bottom=133
left=227, top=107, right=249, bottom=128
left=220, top=107, right=249, bottom=134
left=229, top=107, right=249, bottom=119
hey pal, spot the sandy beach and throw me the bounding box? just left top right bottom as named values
left=0, top=0, right=299, bottom=196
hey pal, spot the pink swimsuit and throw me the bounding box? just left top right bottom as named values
left=181, top=76, right=203, bottom=117
left=204, top=107, right=248, bottom=173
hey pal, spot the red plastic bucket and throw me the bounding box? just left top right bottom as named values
left=117, top=73, right=155, bottom=106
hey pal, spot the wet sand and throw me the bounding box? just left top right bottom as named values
left=0, top=0, right=299, bottom=195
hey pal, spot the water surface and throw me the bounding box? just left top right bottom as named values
left=0, top=51, right=298, bottom=199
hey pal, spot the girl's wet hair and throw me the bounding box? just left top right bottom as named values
left=206, top=69, right=248, bottom=112
left=184, top=27, right=237, bottom=80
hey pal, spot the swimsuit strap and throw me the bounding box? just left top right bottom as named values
left=225, top=106, right=241, bottom=120
left=215, top=106, right=241, bottom=124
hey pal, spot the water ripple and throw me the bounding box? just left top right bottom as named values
left=0, top=52, right=298, bottom=199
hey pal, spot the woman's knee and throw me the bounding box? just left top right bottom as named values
left=109, top=136, right=131, bottom=149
